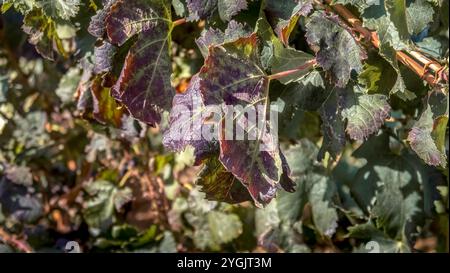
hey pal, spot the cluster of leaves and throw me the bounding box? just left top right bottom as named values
left=0, top=0, right=448, bottom=253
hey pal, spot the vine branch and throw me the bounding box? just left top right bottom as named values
left=268, top=59, right=317, bottom=80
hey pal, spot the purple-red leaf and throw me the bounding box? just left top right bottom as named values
left=92, top=0, right=175, bottom=126
left=306, top=12, right=367, bottom=87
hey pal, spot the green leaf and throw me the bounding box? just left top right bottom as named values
left=22, top=8, right=67, bottom=60
left=308, top=171, right=338, bottom=237
left=207, top=211, right=243, bottom=244
left=384, top=0, right=410, bottom=41
left=39, top=0, right=81, bottom=20
left=358, top=52, right=398, bottom=95
left=362, top=1, right=415, bottom=99
left=406, top=0, right=435, bottom=35
left=270, top=43, right=314, bottom=84
left=56, top=67, right=81, bottom=104
left=83, top=180, right=132, bottom=233
left=341, top=87, right=391, bottom=141
left=277, top=140, right=319, bottom=224
left=217, top=0, right=248, bottom=21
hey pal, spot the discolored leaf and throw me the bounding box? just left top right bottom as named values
left=103, top=0, right=175, bottom=125
left=318, top=88, right=347, bottom=160
left=186, top=0, right=218, bottom=21
left=93, top=41, right=117, bottom=74
left=198, top=35, right=290, bottom=206
left=264, top=0, right=313, bottom=45
left=162, top=75, right=215, bottom=164
left=22, top=8, right=66, bottom=60
left=88, top=0, right=118, bottom=38
left=408, top=106, right=447, bottom=167
left=196, top=157, right=253, bottom=203
left=305, top=12, right=366, bottom=87
left=196, top=20, right=252, bottom=58
left=90, top=75, right=125, bottom=127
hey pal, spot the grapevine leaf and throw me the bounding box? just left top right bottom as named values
left=88, top=0, right=118, bottom=38
left=280, top=140, right=338, bottom=237
left=270, top=40, right=314, bottom=84
left=372, top=177, right=421, bottom=239
left=362, top=1, right=415, bottom=99
left=162, top=75, right=215, bottom=164
left=217, top=0, right=248, bottom=22
left=172, top=0, right=187, bottom=17
left=406, top=0, right=434, bottom=36
left=90, top=75, right=125, bottom=127
left=22, top=8, right=66, bottom=60
left=219, top=119, right=283, bottom=207
left=408, top=106, right=447, bottom=167
left=341, top=88, right=391, bottom=141
left=93, top=41, right=117, bottom=74
left=199, top=35, right=265, bottom=106
left=196, top=157, right=253, bottom=204
left=318, top=88, right=346, bottom=160
left=276, top=140, right=318, bottom=223
left=196, top=20, right=252, bottom=58
left=358, top=52, right=398, bottom=95
left=198, top=35, right=289, bottom=206
left=83, top=180, right=132, bottom=232
left=384, top=0, right=410, bottom=41
left=308, top=172, right=338, bottom=237
left=0, top=177, right=43, bottom=223
left=104, top=0, right=174, bottom=125
left=351, top=135, right=430, bottom=241
left=105, top=0, right=172, bottom=46
left=255, top=15, right=278, bottom=70
left=39, top=0, right=80, bottom=20
left=186, top=0, right=218, bottom=21
left=264, top=0, right=313, bottom=45
left=305, top=11, right=366, bottom=87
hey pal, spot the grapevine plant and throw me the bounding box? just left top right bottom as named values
left=0, top=0, right=448, bottom=253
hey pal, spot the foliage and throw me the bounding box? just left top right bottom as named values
left=0, top=0, right=448, bottom=253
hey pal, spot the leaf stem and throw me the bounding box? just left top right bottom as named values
left=267, top=59, right=316, bottom=81
left=173, top=18, right=187, bottom=27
